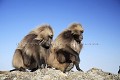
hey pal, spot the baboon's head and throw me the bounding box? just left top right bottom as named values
left=68, top=23, right=84, bottom=43
left=32, top=24, right=54, bottom=49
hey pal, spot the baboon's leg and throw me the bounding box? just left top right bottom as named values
left=56, top=52, right=66, bottom=63
left=65, top=63, right=74, bottom=72
left=12, top=49, right=26, bottom=72
left=74, top=59, right=83, bottom=71
left=63, top=63, right=71, bottom=73
left=40, top=58, right=46, bottom=68
left=62, top=45, right=80, bottom=64
left=22, top=52, right=31, bottom=67
left=33, top=52, right=41, bottom=69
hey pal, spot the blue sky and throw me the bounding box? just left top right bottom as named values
left=0, top=0, right=120, bottom=74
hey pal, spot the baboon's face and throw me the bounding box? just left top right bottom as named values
left=72, top=29, right=83, bottom=43
left=41, top=29, right=53, bottom=49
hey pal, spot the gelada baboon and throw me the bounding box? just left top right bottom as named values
left=47, top=23, right=84, bottom=72
left=11, top=24, right=53, bottom=72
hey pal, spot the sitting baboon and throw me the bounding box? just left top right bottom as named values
left=11, top=24, right=53, bottom=72
left=47, top=23, right=84, bottom=72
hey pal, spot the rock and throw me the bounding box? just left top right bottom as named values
left=0, top=68, right=120, bottom=80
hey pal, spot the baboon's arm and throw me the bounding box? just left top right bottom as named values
left=56, top=44, right=80, bottom=63
left=20, top=50, right=31, bottom=67
left=64, top=44, right=79, bottom=58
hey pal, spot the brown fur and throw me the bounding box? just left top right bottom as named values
left=12, top=24, right=53, bottom=72
left=47, top=23, right=84, bottom=72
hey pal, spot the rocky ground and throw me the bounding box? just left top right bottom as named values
left=0, top=68, right=120, bottom=80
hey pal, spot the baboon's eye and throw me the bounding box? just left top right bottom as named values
left=49, top=35, right=53, bottom=39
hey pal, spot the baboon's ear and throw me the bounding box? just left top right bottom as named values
left=63, top=30, right=72, bottom=38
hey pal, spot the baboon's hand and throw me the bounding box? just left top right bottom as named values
left=65, top=63, right=74, bottom=72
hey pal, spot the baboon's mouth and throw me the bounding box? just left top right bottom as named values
left=75, top=39, right=81, bottom=44
left=44, top=45, right=50, bottom=49
left=77, top=41, right=81, bottom=44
